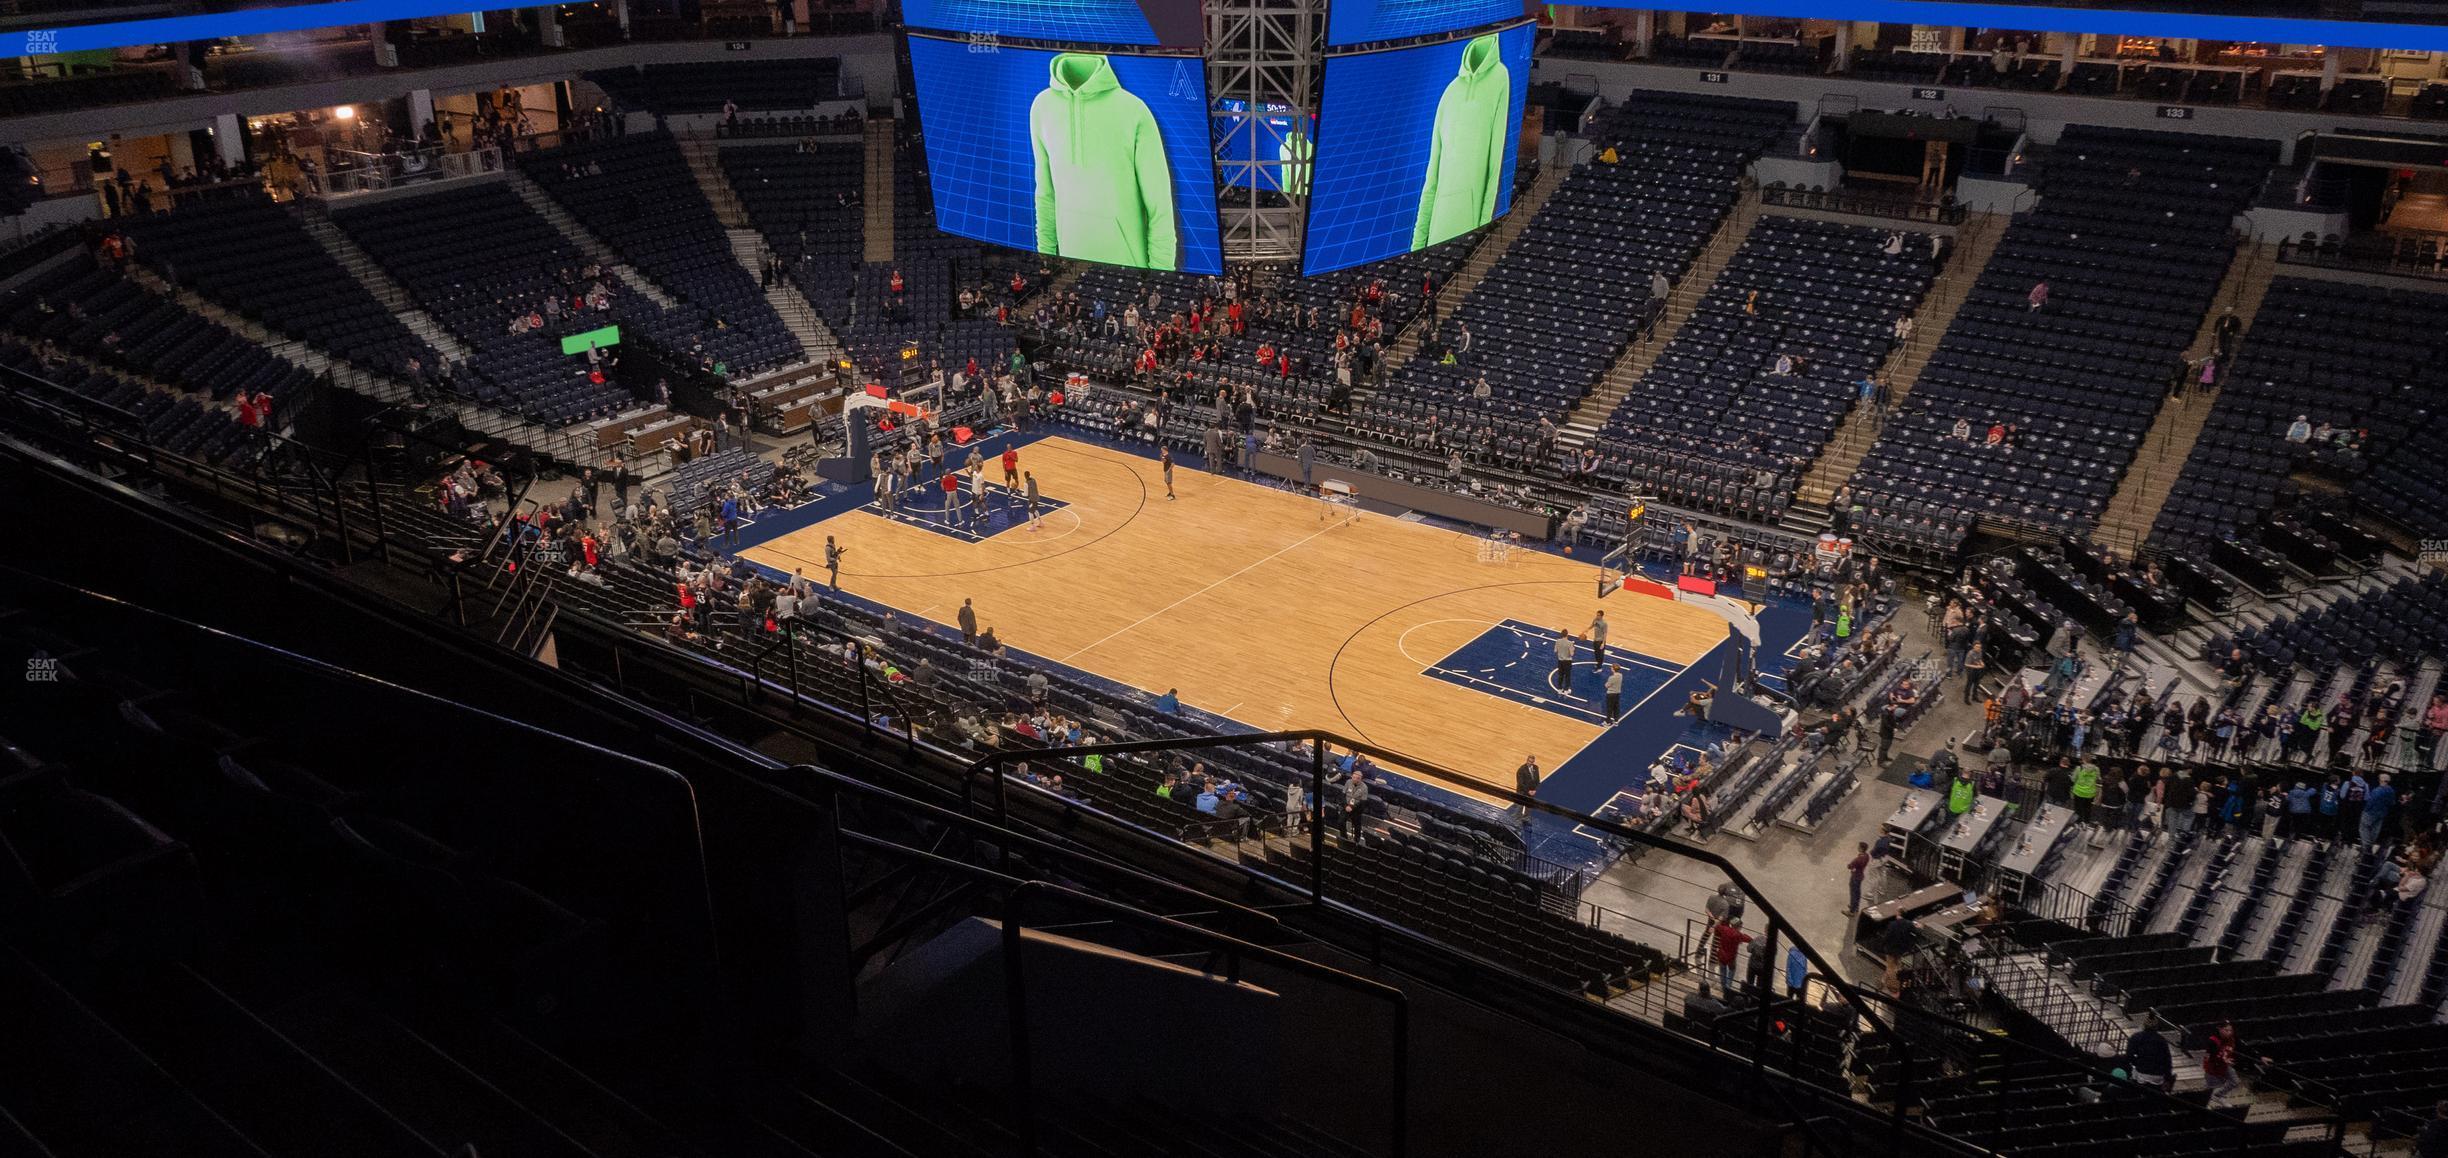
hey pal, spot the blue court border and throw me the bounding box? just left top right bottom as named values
left=1420, top=618, right=1683, bottom=726
left=861, top=476, right=1069, bottom=544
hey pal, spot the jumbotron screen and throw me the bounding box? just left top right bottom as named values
left=1302, top=23, right=1532, bottom=275
left=908, top=35, right=1223, bottom=274
left=1326, top=0, right=1530, bottom=48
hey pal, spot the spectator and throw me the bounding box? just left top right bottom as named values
left=1845, top=840, right=1870, bottom=916
left=2126, top=1024, right=2174, bottom=1092
left=2069, top=758, right=2100, bottom=821
left=2416, top=1100, right=2448, bottom=1158
left=1709, top=918, right=1753, bottom=994
left=2201, top=1021, right=2256, bottom=1105
left=1212, top=786, right=1248, bottom=836
left=1512, top=754, right=1540, bottom=823
left=2364, top=773, right=2398, bottom=848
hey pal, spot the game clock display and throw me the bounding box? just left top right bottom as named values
left=1302, top=23, right=1532, bottom=275
left=907, top=35, right=1224, bottom=274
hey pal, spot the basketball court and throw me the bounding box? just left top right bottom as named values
left=741, top=436, right=1740, bottom=795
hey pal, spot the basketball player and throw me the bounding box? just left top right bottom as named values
left=968, top=464, right=988, bottom=529
left=1002, top=444, right=1020, bottom=489
left=1588, top=610, right=1610, bottom=668
left=1024, top=471, right=1043, bottom=531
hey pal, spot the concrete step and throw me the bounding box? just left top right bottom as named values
left=2092, top=240, right=2279, bottom=549
left=1558, top=191, right=1765, bottom=438
left=297, top=205, right=476, bottom=365
left=503, top=169, right=679, bottom=311
left=1795, top=209, right=2007, bottom=507
left=862, top=118, right=895, bottom=263
left=1385, top=161, right=1571, bottom=370
left=725, top=227, right=839, bottom=362
left=674, top=134, right=752, bottom=229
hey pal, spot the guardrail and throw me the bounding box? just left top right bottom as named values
left=2277, top=233, right=2448, bottom=283
left=1760, top=183, right=1967, bottom=226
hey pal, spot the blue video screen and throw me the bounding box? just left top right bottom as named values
left=1214, top=99, right=1313, bottom=193
left=1326, top=0, right=1527, bottom=47
left=909, top=36, right=1223, bottom=274
left=1303, top=24, right=1532, bottom=275
left=900, top=0, right=1204, bottom=48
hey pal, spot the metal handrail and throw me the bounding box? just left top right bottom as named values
left=1760, top=183, right=1967, bottom=226
left=1001, top=881, right=1409, bottom=1158
left=961, top=729, right=1921, bottom=1152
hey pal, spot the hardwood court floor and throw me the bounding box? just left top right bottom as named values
left=743, top=437, right=1730, bottom=794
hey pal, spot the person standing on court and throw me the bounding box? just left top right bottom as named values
left=823, top=535, right=844, bottom=589
left=958, top=598, right=978, bottom=647
left=1588, top=610, right=1610, bottom=668
left=1024, top=471, right=1043, bottom=532
left=1002, top=444, right=1020, bottom=492
left=968, top=464, right=988, bottom=529
left=1603, top=664, right=1624, bottom=723
left=1160, top=445, right=1176, bottom=500
left=1203, top=425, right=1224, bottom=474
left=1513, top=754, right=1540, bottom=824
left=1552, top=628, right=1576, bottom=690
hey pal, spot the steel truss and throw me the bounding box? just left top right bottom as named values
left=1206, top=0, right=1321, bottom=265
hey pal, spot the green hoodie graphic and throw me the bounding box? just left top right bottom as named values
left=1278, top=127, right=1313, bottom=198
left=1413, top=33, right=1512, bottom=251
left=1030, top=53, right=1177, bottom=270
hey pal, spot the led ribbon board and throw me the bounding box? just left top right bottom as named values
left=1, top=3, right=504, bottom=56
left=1594, top=0, right=2448, bottom=53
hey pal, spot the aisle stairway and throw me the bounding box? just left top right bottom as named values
left=1384, top=162, right=1573, bottom=371
left=1795, top=210, right=2007, bottom=510
left=124, top=265, right=410, bottom=409
left=728, top=227, right=840, bottom=362
left=296, top=201, right=474, bottom=364
left=862, top=117, right=895, bottom=262
left=290, top=206, right=600, bottom=464
left=1556, top=190, right=1763, bottom=447
left=2091, top=240, right=2279, bottom=549
left=674, top=134, right=752, bottom=228
left=503, top=169, right=681, bottom=311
